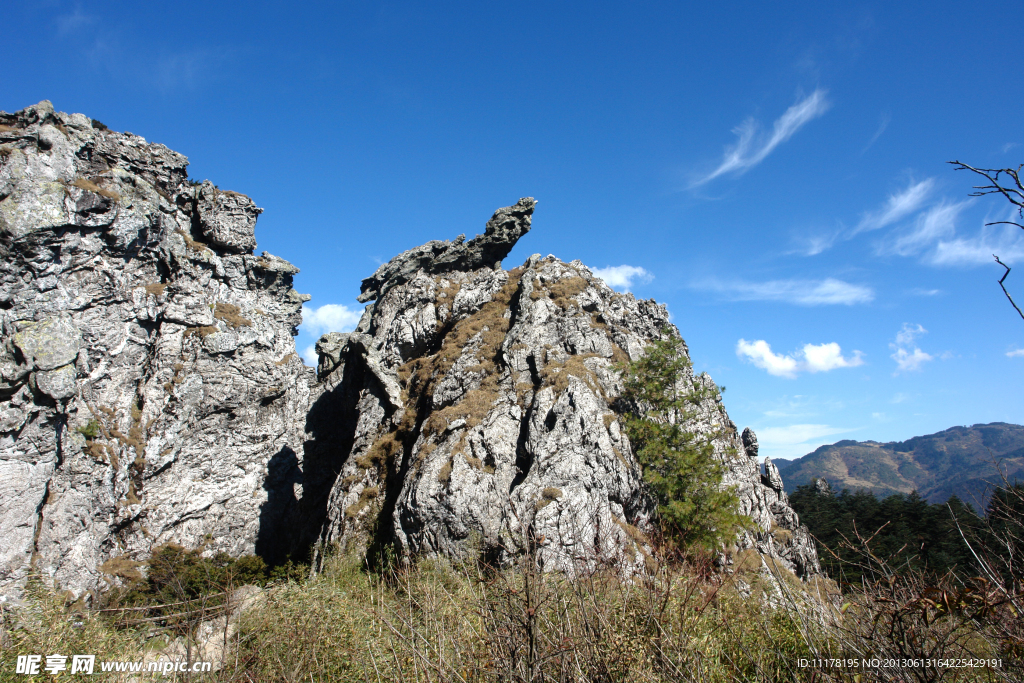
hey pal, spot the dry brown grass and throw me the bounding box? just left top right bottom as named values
left=536, top=487, right=563, bottom=510
left=213, top=303, right=252, bottom=329
left=6, top=536, right=1016, bottom=683
left=539, top=352, right=603, bottom=396
left=345, top=487, right=380, bottom=519
left=530, top=275, right=589, bottom=310
left=71, top=177, right=121, bottom=201
left=143, top=282, right=166, bottom=296
left=183, top=325, right=217, bottom=339
left=175, top=228, right=213, bottom=256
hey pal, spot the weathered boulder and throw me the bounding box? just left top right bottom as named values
left=0, top=102, right=312, bottom=599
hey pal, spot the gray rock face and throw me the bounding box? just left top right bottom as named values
left=0, top=102, right=312, bottom=599
left=0, top=101, right=818, bottom=599
left=310, top=210, right=821, bottom=578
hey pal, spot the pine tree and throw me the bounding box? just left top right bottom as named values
left=619, top=334, right=748, bottom=552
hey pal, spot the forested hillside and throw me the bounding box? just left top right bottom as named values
left=775, top=423, right=1024, bottom=505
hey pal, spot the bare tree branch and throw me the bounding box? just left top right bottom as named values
left=994, top=255, right=1024, bottom=321
left=949, top=161, right=1024, bottom=216
left=950, top=161, right=1024, bottom=323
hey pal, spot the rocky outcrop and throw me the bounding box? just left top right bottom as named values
left=308, top=201, right=820, bottom=578
left=0, top=101, right=818, bottom=600
left=0, top=102, right=312, bottom=599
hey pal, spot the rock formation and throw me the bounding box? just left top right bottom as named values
left=308, top=201, right=820, bottom=578
left=0, top=101, right=818, bottom=600
left=0, top=102, right=312, bottom=598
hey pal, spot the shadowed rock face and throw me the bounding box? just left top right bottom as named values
left=0, top=102, right=312, bottom=599
left=0, top=102, right=818, bottom=599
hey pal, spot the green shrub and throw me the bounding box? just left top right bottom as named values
left=618, top=334, right=750, bottom=552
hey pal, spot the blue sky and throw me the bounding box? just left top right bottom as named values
left=7, top=1, right=1022, bottom=459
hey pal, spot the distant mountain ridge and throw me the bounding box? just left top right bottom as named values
left=774, top=423, right=1024, bottom=507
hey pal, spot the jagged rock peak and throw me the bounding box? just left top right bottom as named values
left=358, top=197, right=536, bottom=303
left=310, top=202, right=821, bottom=580
left=741, top=427, right=759, bottom=458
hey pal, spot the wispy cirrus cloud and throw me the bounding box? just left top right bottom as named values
left=698, top=277, right=874, bottom=306
left=737, top=339, right=864, bottom=379
left=861, top=111, right=891, bottom=154
left=926, top=223, right=1024, bottom=266
left=692, top=89, right=831, bottom=186
left=884, top=199, right=968, bottom=257
left=1007, top=348, right=1024, bottom=358
left=852, top=178, right=935, bottom=236
left=591, top=265, right=653, bottom=291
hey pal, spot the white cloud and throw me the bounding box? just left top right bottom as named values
left=591, top=265, right=653, bottom=291
left=890, top=323, right=934, bottom=374
left=796, top=230, right=843, bottom=256
left=802, top=342, right=865, bottom=373
left=301, top=344, right=318, bottom=366
left=927, top=222, right=1024, bottom=266
left=1007, top=348, right=1024, bottom=358
left=701, top=277, right=874, bottom=306
left=693, top=89, right=830, bottom=185
left=852, top=178, right=934, bottom=235
left=737, top=339, right=864, bottom=378
left=736, top=340, right=799, bottom=378
left=908, top=288, right=942, bottom=296
left=755, top=423, right=852, bottom=460
left=886, top=200, right=967, bottom=256
left=894, top=322, right=926, bottom=347
left=300, top=303, right=363, bottom=338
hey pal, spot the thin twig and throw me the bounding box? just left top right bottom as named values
left=994, top=255, right=1024, bottom=321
